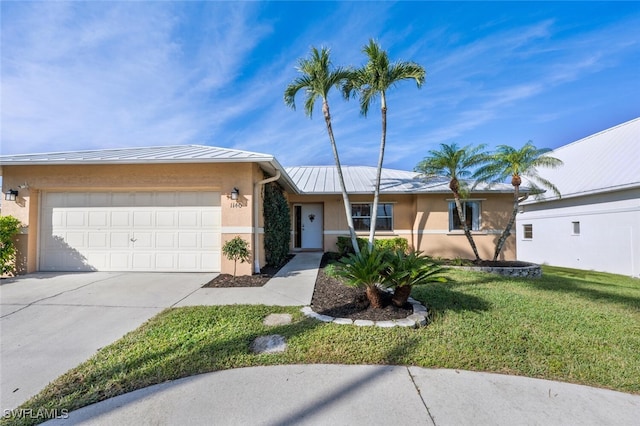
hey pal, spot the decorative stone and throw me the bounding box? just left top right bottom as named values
left=354, top=319, right=375, bottom=327
left=375, top=320, right=396, bottom=328
left=263, top=313, right=292, bottom=326
left=251, top=335, right=287, bottom=354
left=394, top=318, right=417, bottom=328
left=308, top=312, right=335, bottom=322
left=333, top=318, right=353, bottom=325
left=407, top=313, right=428, bottom=327
left=300, top=306, right=314, bottom=315
left=412, top=303, right=427, bottom=313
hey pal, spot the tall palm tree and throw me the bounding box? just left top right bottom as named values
left=284, top=46, right=360, bottom=254
left=415, top=143, right=488, bottom=261
left=475, top=142, right=563, bottom=261
left=344, top=39, right=425, bottom=248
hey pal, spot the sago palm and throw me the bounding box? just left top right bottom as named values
left=415, top=143, right=488, bottom=261
left=474, top=142, right=563, bottom=260
left=284, top=46, right=360, bottom=254
left=334, top=246, right=389, bottom=308
left=344, top=39, right=425, bottom=248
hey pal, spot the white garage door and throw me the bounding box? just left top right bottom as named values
left=40, top=191, right=221, bottom=272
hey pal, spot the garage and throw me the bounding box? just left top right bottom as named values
left=39, top=191, right=221, bottom=272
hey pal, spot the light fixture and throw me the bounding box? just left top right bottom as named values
left=4, top=189, right=18, bottom=201
left=230, top=187, right=240, bottom=200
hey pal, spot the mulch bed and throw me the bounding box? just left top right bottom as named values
left=203, top=252, right=413, bottom=322
left=202, top=256, right=294, bottom=288
left=310, top=253, right=413, bottom=321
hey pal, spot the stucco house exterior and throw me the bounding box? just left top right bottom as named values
left=1, top=145, right=518, bottom=276
left=517, top=117, right=640, bottom=278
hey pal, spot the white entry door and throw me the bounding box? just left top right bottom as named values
left=300, top=204, right=323, bottom=249
left=39, top=191, right=221, bottom=272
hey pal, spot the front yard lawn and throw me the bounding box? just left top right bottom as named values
left=6, top=265, right=640, bottom=425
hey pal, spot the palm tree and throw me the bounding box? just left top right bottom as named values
left=475, top=142, right=563, bottom=261
left=284, top=46, right=360, bottom=254
left=344, top=39, right=425, bottom=248
left=415, top=143, right=488, bottom=261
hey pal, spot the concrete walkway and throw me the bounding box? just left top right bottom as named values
left=177, top=252, right=322, bottom=306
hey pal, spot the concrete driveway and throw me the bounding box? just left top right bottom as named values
left=0, top=272, right=215, bottom=412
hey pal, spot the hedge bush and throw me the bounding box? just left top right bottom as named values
left=336, top=236, right=408, bottom=255
left=0, top=215, right=22, bottom=275
left=263, top=178, right=291, bottom=267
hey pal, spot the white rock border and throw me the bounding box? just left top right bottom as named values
left=301, top=297, right=429, bottom=328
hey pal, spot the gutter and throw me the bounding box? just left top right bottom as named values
left=253, top=170, right=281, bottom=273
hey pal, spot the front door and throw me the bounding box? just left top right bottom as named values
left=295, top=204, right=323, bottom=250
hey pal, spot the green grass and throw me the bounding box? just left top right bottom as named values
left=4, top=266, right=640, bottom=425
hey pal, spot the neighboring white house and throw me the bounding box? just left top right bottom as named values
left=517, top=117, right=640, bottom=278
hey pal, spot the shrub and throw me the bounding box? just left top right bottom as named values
left=385, top=250, right=447, bottom=307
left=375, top=237, right=409, bottom=253
left=222, top=236, right=251, bottom=277
left=0, top=215, right=22, bottom=276
left=336, top=236, right=409, bottom=255
left=263, top=179, right=291, bottom=267
left=333, top=245, right=390, bottom=308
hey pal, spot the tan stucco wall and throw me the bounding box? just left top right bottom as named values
left=1, top=163, right=265, bottom=275
left=288, top=192, right=516, bottom=260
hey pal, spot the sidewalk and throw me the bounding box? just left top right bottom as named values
left=175, top=252, right=322, bottom=307
left=44, top=364, right=640, bottom=425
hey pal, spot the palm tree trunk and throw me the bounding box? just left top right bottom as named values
left=453, top=193, right=481, bottom=261
left=366, top=285, right=384, bottom=309
left=493, top=184, right=520, bottom=261
left=368, top=93, right=387, bottom=249
left=323, top=100, right=360, bottom=254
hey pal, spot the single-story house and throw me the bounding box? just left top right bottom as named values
left=1, top=145, right=518, bottom=276
left=517, top=117, right=640, bottom=278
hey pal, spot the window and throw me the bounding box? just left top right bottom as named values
left=523, top=224, right=533, bottom=239
left=572, top=221, right=580, bottom=235
left=351, top=203, right=393, bottom=231
left=448, top=201, right=480, bottom=231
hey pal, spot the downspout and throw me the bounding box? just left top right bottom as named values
left=253, top=170, right=281, bottom=273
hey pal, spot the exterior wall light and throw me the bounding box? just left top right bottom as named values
left=4, top=189, right=18, bottom=201
left=230, top=187, right=240, bottom=200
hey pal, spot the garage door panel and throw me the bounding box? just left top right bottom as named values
left=40, top=192, right=221, bottom=272
left=110, top=211, right=130, bottom=227
left=156, top=211, right=176, bottom=227
left=156, top=233, right=176, bottom=248
left=110, top=233, right=130, bottom=248
left=133, top=211, right=153, bottom=227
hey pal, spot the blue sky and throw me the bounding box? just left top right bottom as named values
left=2, top=1, right=639, bottom=171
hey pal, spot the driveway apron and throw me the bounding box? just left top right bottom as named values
left=0, top=272, right=213, bottom=412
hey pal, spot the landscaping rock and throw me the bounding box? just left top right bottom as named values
left=407, top=313, right=428, bottom=327
left=354, top=319, right=375, bottom=327
left=250, top=335, right=287, bottom=354
left=376, top=320, right=397, bottom=328
left=394, top=318, right=417, bottom=328
left=333, top=318, right=353, bottom=325
left=263, top=313, right=292, bottom=326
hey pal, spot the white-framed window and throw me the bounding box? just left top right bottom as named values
left=572, top=221, right=580, bottom=235
left=351, top=203, right=393, bottom=231
left=448, top=201, right=480, bottom=231
left=523, top=224, right=533, bottom=239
